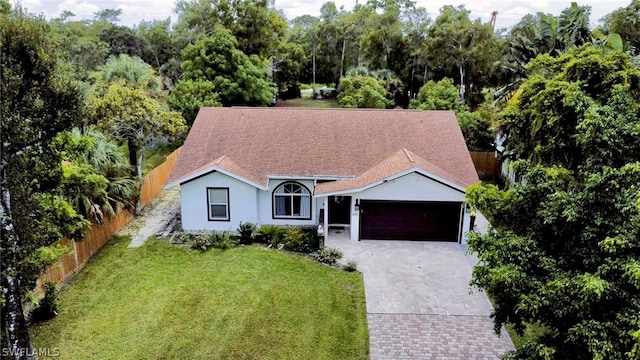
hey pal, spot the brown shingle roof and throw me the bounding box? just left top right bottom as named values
left=166, top=107, right=479, bottom=189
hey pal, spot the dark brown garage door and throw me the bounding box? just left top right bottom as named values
left=360, top=201, right=461, bottom=241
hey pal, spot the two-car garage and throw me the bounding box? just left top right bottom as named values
left=359, top=200, right=463, bottom=242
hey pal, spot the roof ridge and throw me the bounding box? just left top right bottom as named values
left=402, top=148, right=414, bottom=162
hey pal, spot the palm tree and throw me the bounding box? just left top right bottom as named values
left=95, top=54, right=161, bottom=97
left=60, top=127, right=139, bottom=223
left=496, top=3, right=592, bottom=104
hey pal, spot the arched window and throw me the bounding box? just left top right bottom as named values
left=273, top=182, right=311, bottom=219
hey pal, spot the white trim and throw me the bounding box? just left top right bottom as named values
left=268, top=174, right=354, bottom=181
left=207, top=188, right=230, bottom=221
left=165, top=166, right=266, bottom=190
left=314, top=168, right=467, bottom=197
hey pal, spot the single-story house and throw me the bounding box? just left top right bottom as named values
left=165, top=107, right=479, bottom=243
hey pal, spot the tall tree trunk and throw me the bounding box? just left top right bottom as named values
left=1, top=186, right=36, bottom=360
left=459, top=63, right=465, bottom=102
left=423, top=64, right=428, bottom=85
left=127, top=141, right=145, bottom=214
left=128, top=140, right=139, bottom=179
left=340, top=39, right=346, bottom=79
left=312, top=40, right=317, bottom=99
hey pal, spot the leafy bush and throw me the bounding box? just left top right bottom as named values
left=189, top=233, right=210, bottom=251
left=284, top=227, right=306, bottom=252
left=210, top=231, right=233, bottom=250
left=237, top=222, right=257, bottom=245
left=256, top=224, right=283, bottom=245
left=30, top=282, right=59, bottom=322
left=317, top=247, right=343, bottom=265
left=186, top=231, right=235, bottom=251
left=343, top=260, right=358, bottom=272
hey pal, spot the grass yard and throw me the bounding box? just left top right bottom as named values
left=142, top=142, right=179, bottom=175
left=31, top=236, right=369, bottom=359
left=275, top=97, right=339, bottom=108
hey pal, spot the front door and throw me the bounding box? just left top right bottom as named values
left=328, top=196, right=351, bottom=225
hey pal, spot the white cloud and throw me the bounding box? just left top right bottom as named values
left=20, top=0, right=630, bottom=28
left=57, top=0, right=101, bottom=20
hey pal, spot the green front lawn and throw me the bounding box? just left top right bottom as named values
left=32, top=236, right=369, bottom=359
left=275, top=98, right=339, bottom=108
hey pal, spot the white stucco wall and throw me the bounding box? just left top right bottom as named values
left=180, top=171, right=258, bottom=231
left=337, top=172, right=469, bottom=242
left=180, top=174, right=318, bottom=231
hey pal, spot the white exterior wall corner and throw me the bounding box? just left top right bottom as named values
left=180, top=173, right=318, bottom=231
left=180, top=171, right=259, bottom=232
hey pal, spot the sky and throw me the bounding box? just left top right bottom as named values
left=17, top=0, right=632, bottom=29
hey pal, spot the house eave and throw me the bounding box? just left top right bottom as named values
left=165, top=166, right=267, bottom=190
left=314, top=167, right=468, bottom=197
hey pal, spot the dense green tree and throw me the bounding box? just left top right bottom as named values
left=168, top=80, right=221, bottom=126
left=360, top=1, right=408, bottom=77
left=99, top=25, right=151, bottom=60
left=424, top=5, right=501, bottom=106
left=603, top=0, right=640, bottom=55
left=48, top=17, right=109, bottom=78
left=54, top=128, right=139, bottom=223
left=409, top=78, right=465, bottom=111
left=179, top=27, right=276, bottom=106
left=95, top=54, right=161, bottom=96
left=467, top=45, right=640, bottom=359
left=174, top=0, right=286, bottom=58
left=270, top=41, right=306, bottom=97
left=135, top=18, right=177, bottom=69
left=374, top=69, right=407, bottom=107
left=315, top=1, right=346, bottom=85
left=410, top=78, right=494, bottom=151
left=337, top=75, right=390, bottom=108
left=159, top=57, right=182, bottom=89
left=1, top=11, right=87, bottom=357
left=90, top=83, right=187, bottom=178
left=403, top=6, right=431, bottom=95
left=500, top=45, right=640, bottom=170
left=93, top=8, right=122, bottom=23
left=557, top=2, right=592, bottom=50
left=287, top=14, right=321, bottom=85
left=468, top=161, right=640, bottom=359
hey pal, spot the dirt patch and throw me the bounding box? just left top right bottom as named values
left=118, top=186, right=181, bottom=248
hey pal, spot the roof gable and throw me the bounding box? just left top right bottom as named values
left=167, top=108, right=479, bottom=188
left=314, top=149, right=469, bottom=195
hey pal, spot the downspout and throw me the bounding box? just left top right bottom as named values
left=256, top=188, right=261, bottom=226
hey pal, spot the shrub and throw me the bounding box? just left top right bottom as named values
left=189, top=232, right=210, bottom=251
left=299, top=225, right=320, bottom=252
left=343, top=260, right=358, bottom=272
left=284, top=227, right=306, bottom=252
left=257, top=224, right=283, bottom=245
left=237, top=222, right=257, bottom=245
left=210, top=231, right=233, bottom=250
left=317, top=247, right=343, bottom=265
left=31, top=282, right=59, bottom=322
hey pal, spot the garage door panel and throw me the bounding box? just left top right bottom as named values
left=360, top=201, right=461, bottom=241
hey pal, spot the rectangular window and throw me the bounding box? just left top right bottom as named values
left=207, top=188, right=229, bottom=221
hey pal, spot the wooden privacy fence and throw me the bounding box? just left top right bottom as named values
left=38, top=146, right=182, bottom=288
left=140, top=147, right=182, bottom=207
left=469, top=151, right=499, bottom=181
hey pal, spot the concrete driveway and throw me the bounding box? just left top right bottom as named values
left=325, top=230, right=514, bottom=359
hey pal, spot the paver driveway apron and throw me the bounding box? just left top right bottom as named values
left=326, top=233, right=514, bottom=359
